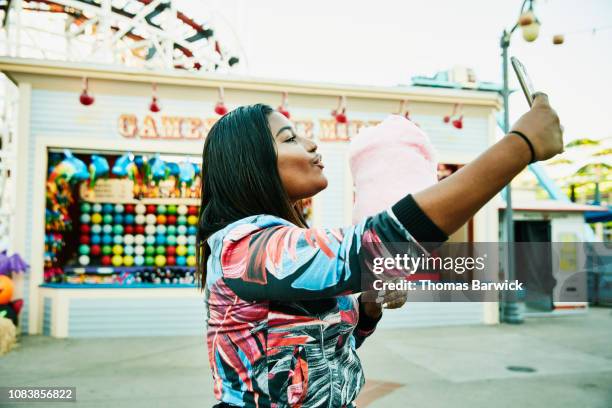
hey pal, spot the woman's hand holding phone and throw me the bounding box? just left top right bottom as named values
left=510, top=92, right=564, bottom=162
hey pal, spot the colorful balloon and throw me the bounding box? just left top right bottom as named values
left=123, top=255, right=134, bottom=266
left=91, top=213, right=103, bottom=224
left=112, top=255, right=123, bottom=267
left=186, top=256, right=196, bottom=267
left=154, top=255, right=166, bottom=267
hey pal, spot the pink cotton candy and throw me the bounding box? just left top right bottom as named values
left=349, top=115, right=439, bottom=224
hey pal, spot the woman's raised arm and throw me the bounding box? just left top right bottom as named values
left=411, top=93, right=564, bottom=236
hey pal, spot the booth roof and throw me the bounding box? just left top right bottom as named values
left=498, top=199, right=609, bottom=213
left=0, top=57, right=502, bottom=109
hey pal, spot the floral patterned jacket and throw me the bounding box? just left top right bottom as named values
left=204, top=195, right=447, bottom=408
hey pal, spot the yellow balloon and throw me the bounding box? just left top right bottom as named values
left=186, top=255, right=196, bottom=267
left=111, top=255, right=123, bottom=267
left=123, top=255, right=134, bottom=266
left=112, top=245, right=123, bottom=255
left=176, top=245, right=187, bottom=256
left=187, top=215, right=198, bottom=225
left=155, top=255, right=166, bottom=267
left=91, top=213, right=102, bottom=224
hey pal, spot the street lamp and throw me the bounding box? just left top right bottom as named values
left=500, top=0, right=541, bottom=324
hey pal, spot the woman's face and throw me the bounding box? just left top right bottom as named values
left=268, top=112, right=328, bottom=201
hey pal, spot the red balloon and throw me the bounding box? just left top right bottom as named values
left=91, top=245, right=101, bottom=256
left=188, top=206, right=198, bottom=215
left=101, top=255, right=112, bottom=266
left=135, top=225, right=146, bottom=235
left=124, top=225, right=134, bottom=234
left=80, top=224, right=91, bottom=234
left=166, top=215, right=177, bottom=224
left=167, top=256, right=176, bottom=266
left=166, top=246, right=176, bottom=256
left=80, top=235, right=90, bottom=244
left=124, top=204, right=135, bottom=213
left=146, top=205, right=157, bottom=214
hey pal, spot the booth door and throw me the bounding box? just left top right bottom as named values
left=514, top=220, right=555, bottom=311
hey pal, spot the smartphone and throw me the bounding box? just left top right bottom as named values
left=511, top=56, right=536, bottom=106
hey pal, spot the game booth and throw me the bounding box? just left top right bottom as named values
left=0, top=57, right=502, bottom=337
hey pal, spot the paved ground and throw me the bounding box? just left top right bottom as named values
left=1, top=307, right=611, bottom=408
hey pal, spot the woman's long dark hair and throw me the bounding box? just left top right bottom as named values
left=196, top=104, right=308, bottom=289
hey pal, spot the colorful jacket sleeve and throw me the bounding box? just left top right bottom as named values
left=216, top=194, right=447, bottom=302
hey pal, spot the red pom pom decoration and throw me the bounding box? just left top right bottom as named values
left=214, top=102, right=228, bottom=116
left=149, top=96, right=161, bottom=113
left=452, top=115, right=464, bottom=129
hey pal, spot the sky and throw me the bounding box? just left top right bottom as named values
left=177, top=0, right=612, bottom=143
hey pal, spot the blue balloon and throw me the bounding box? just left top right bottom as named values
left=155, top=234, right=166, bottom=245
left=102, top=235, right=113, bottom=245
left=114, top=214, right=124, bottom=224
left=176, top=256, right=187, bottom=266
left=124, top=214, right=135, bottom=225
left=103, top=204, right=114, bottom=214
left=179, top=161, right=195, bottom=184
left=150, top=154, right=167, bottom=180
left=112, top=152, right=135, bottom=177
left=91, top=235, right=101, bottom=245
left=89, top=154, right=109, bottom=181
left=187, top=226, right=197, bottom=236
left=63, top=150, right=89, bottom=181
left=167, top=162, right=180, bottom=176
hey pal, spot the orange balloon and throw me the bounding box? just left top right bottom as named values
left=0, top=275, right=14, bottom=305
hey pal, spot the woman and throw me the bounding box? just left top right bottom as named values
left=197, top=94, right=563, bottom=408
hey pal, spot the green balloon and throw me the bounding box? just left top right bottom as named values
left=166, top=225, right=177, bottom=235
left=167, top=205, right=177, bottom=215
left=145, top=256, right=155, bottom=266
left=145, top=246, right=155, bottom=256
left=177, top=215, right=187, bottom=225
left=102, top=245, right=112, bottom=255
left=103, top=214, right=113, bottom=224
left=79, top=245, right=90, bottom=255
left=80, top=203, right=92, bottom=213
left=156, top=245, right=166, bottom=255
